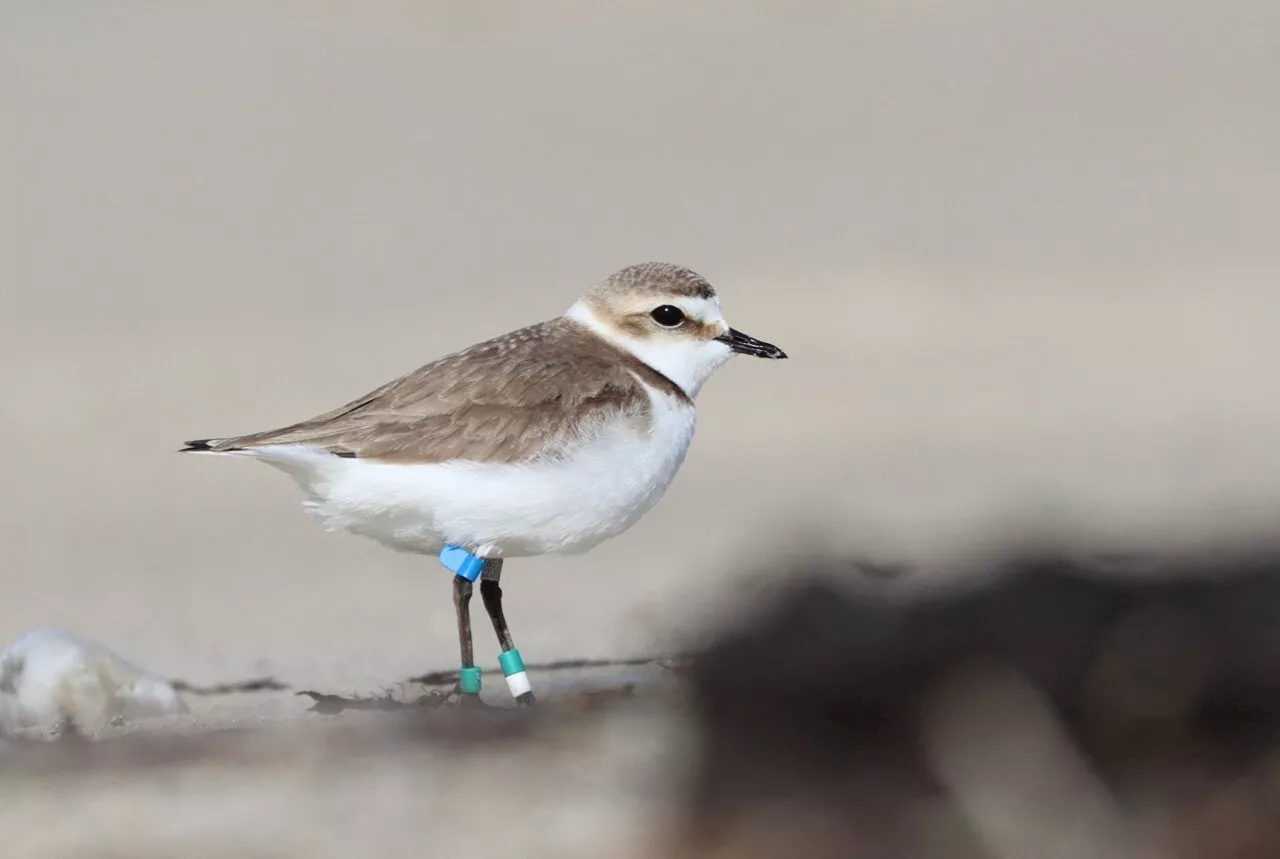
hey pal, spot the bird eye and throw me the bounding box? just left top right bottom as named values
left=649, top=305, right=685, bottom=327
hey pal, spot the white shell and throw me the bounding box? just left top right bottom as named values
left=0, top=629, right=188, bottom=732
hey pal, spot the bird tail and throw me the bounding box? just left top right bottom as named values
left=178, top=437, right=248, bottom=454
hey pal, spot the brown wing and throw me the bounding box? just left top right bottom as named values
left=183, top=319, right=660, bottom=464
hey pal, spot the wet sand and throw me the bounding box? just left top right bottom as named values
left=2, top=2, right=1279, bottom=855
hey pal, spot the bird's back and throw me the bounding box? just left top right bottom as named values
left=184, top=318, right=688, bottom=465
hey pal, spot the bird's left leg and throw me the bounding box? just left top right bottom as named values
left=480, top=559, right=536, bottom=706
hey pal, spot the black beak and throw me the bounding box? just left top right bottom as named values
left=715, top=328, right=787, bottom=359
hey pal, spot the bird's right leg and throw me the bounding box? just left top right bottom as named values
left=452, top=574, right=483, bottom=707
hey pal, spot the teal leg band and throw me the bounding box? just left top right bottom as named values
left=498, top=649, right=533, bottom=699
left=498, top=649, right=525, bottom=676
left=458, top=666, right=482, bottom=694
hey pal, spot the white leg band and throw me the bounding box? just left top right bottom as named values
left=504, top=671, right=532, bottom=698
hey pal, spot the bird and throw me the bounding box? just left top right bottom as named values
left=181, top=262, right=786, bottom=706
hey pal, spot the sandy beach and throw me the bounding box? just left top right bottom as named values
left=2, top=2, right=1279, bottom=855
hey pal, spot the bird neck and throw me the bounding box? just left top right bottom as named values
left=563, top=301, right=730, bottom=399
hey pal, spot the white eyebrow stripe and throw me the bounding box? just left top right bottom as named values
left=672, top=295, right=723, bottom=323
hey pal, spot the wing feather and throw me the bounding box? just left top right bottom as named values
left=184, top=319, right=657, bottom=464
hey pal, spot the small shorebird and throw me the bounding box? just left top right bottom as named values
left=182, top=262, right=785, bottom=705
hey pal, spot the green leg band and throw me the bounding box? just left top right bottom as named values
left=498, top=649, right=532, bottom=699
left=498, top=649, right=525, bottom=676
left=458, top=666, right=482, bottom=694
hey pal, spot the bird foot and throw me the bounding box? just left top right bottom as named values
left=445, top=687, right=492, bottom=709
left=441, top=687, right=536, bottom=708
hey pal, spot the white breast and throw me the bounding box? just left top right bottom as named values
left=247, top=382, right=697, bottom=558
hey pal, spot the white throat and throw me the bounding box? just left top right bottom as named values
left=565, top=301, right=733, bottom=398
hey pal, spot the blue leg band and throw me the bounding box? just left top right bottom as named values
left=439, top=545, right=485, bottom=581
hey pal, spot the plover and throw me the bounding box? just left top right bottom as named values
left=182, top=262, right=785, bottom=705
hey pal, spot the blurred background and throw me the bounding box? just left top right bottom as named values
left=2, top=2, right=1279, bottom=855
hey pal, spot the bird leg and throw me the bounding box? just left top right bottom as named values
left=480, top=559, right=536, bottom=706
left=452, top=574, right=483, bottom=706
